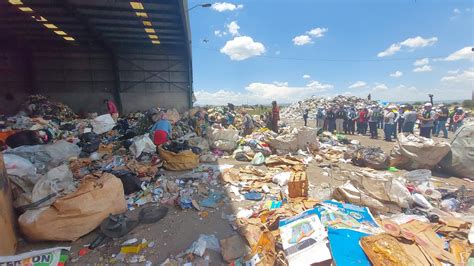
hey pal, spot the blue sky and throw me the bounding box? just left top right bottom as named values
left=188, top=0, right=473, bottom=105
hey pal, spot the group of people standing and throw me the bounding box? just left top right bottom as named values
left=304, top=102, right=467, bottom=142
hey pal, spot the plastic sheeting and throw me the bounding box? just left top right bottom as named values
left=439, top=122, right=474, bottom=179
left=5, top=140, right=81, bottom=174
left=129, top=134, right=156, bottom=158
left=389, top=133, right=451, bottom=170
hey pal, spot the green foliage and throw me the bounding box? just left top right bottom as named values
left=463, top=100, right=474, bottom=108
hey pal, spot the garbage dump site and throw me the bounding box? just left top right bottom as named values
left=1, top=94, right=474, bottom=266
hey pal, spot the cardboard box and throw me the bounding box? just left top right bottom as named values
left=0, top=155, right=17, bottom=255
left=288, top=171, right=308, bottom=198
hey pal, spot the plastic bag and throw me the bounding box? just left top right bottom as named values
left=129, top=134, right=156, bottom=158
left=439, top=122, right=474, bottom=179
left=5, top=140, right=81, bottom=173
left=91, top=114, right=116, bottom=135
left=389, top=133, right=451, bottom=170
left=77, top=132, right=100, bottom=153
left=31, top=164, right=76, bottom=207
left=3, top=154, right=37, bottom=178
left=251, top=152, right=265, bottom=166
left=272, top=172, right=291, bottom=186
left=187, top=234, right=221, bottom=257
left=404, top=169, right=431, bottom=184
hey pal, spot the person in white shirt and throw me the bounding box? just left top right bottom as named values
left=383, top=106, right=396, bottom=141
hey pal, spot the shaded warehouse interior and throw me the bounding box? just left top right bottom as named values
left=0, top=0, right=194, bottom=115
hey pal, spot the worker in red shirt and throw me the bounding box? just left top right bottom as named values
left=271, top=101, right=280, bottom=133
left=103, top=99, right=119, bottom=121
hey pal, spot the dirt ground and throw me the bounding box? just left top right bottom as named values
left=16, top=119, right=473, bottom=265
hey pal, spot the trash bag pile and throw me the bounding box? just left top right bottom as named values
left=1, top=94, right=473, bottom=265
left=20, top=94, right=77, bottom=120
left=281, top=95, right=378, bottom=119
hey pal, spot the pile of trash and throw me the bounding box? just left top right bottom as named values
left=281, top=95, right=378, bottom=119
left=20, top=95, right=77, bottom=120
left=1, top=94, right=474, bottom=265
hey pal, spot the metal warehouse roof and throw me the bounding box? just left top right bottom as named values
left=0, top=0, right=191, bottom=55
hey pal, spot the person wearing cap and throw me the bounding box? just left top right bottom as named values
left=397, top=105, right=406, bottom=134
left=383, top=106, right=396, bottom=141
left=368, top=106, right=379, bottom=139
left=434, top=104, right=449, bottom=138
left=303, top=109, right=309, bottom=127
left=418, top=103, right=436, bottom=138
left=453, top=108, right=465, bottom=132
left=402, top=105, right=417, bottom=133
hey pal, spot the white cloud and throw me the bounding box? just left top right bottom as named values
left=413, top=58, right=429, bottom=66
left=377, top=44, right=402, bottom=57
left=454, top=8, right=461, bottom=14
left=211, top=2, right=243, bottom=12
left=390, top=71, right=403, bottom=78
left=214, top=30, right=226, bottom=37
left=227, top=21, right=240, bottom=36
left=444, top=47, right=474, bottom=61
left=307, top=27, right=328, bottom=38
left=348, top=81, right=367, bottom=89
left=400, top=36, right=438, bottom=48
left=195, top=80, right=334, bottom=105
left=448, top=69, right=460, bottom=74
left=302, top=74, right=311, bottom=79
left=372, top=83, right=388, bottom=91
left=377, top=36, right=437, bottom=57
left=441, top=68, right=474, bottom=82
left=413, top=65, right=432, bottom=72
left=275, top=50, right=281, bottom=55
left=292, top=35, right=312, bottom=46
left=220, top=36, right=266, bottom=61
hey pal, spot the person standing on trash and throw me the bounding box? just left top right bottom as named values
left=316, top=107, right=326, bottom=130
left=418, top=103, right=436, bottom=138
left=368, top=106, right=379, bottom=139
left=402, top=105, right=417, bottom=133
left=434, top=104, right=449, bottom=138
left=383, top=106, right=396, bottom=141
left=103, top=99, right=119, bottom=121
left=453, top=108, right=465, bottom=132
left=335, top=106, right=346, bottom=134
left=151, top=111, right=172, bottom=146
left=241, top=111, right=255, bottom=136
left=303, top=109, right=309, bottom=127
left=346, top=107, right=357, bottom=135
left=271, top=101, right=280, bottom=133
left=326, top=106, right=336, bottom=133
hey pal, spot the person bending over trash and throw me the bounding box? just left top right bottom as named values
left=241, top=110, right=255, bottom=136
left=151, top=112, right=172, bottom=146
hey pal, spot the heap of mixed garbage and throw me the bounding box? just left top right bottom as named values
left=0, top=94, right=473, bottom=265
left=281, top=95, right=378, bottom=119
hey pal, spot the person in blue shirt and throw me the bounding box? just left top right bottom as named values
left=151, top=111, right=172, bottom=146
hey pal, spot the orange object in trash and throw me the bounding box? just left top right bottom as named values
left=0, top=131, right=16, bottom=143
